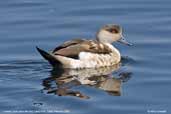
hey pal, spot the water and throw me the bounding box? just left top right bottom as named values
left=0, top=0, right=171, bottom=114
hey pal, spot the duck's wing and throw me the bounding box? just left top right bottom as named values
left=53, top=39, right=112, bottom=59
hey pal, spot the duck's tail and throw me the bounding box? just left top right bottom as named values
left=36, top=47, right=62, bottom=67
left=36, top=47, right=75, bottom=68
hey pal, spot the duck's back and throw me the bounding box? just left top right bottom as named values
left=52, top=39, right=113, bottom=59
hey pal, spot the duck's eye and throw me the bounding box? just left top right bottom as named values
left=108, top=28, right=119, bottom=33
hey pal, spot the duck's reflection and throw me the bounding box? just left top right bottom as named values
left=42, top=64, right=132, bottom=99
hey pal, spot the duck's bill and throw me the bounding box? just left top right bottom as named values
left=118, top=37, right=133, bottom=46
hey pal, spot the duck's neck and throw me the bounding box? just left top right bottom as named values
left=96, top=35, right=121, bottom=60
left=103, top=43, right=116, bottom=50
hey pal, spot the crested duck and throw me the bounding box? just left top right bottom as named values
left=36, top=24, right=132, bottom=69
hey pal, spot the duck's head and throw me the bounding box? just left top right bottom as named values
left=96, top=24, right=132, bottom=46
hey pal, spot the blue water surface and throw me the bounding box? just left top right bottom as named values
left=0, top=0, right=171, bottom=114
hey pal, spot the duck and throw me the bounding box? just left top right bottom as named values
left=36, top=24, right=132, bottom=69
